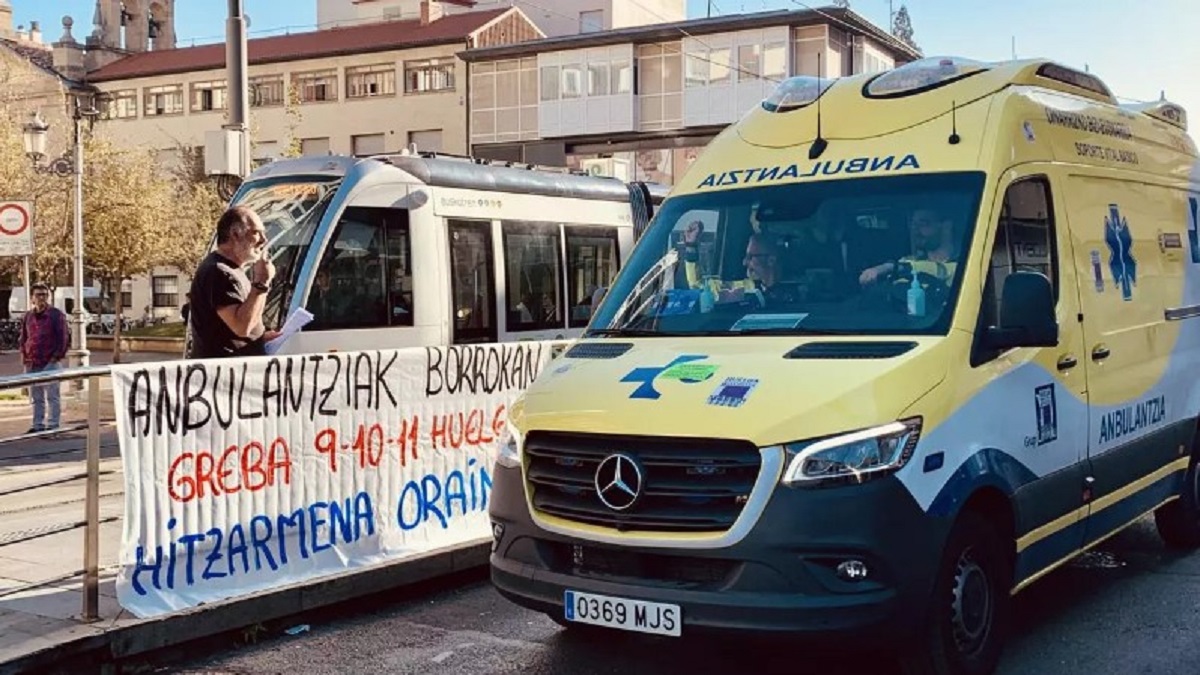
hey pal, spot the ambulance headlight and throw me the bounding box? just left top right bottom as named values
left=762, top=76, right=834, bottom=113
left=781, top=418, right=922, bottom=487
left=497, top=421, right=524, bottom=469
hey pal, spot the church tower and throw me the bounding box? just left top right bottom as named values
left=92, top=0, right=175, bottom=52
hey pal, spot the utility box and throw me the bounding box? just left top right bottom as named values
left=204, top=129, right=244, bottom=176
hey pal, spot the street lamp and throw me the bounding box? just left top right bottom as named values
left=22, top=112, right=74, bottom=177
left=22, top=88, right=108, bottom=380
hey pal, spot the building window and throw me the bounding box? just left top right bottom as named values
left=587, top=61, right=610, bottom=96
left=561, top=63, right=583, bottom=99
left=540, top=64, right=560, bottom=101
left=294, top=70, right=338, bottom=103
left=409, top=129, right=443, bottom=153
left=102, top=279, right=133, bottom=309
left=301, top=137, right=331, bottom=156
left=404, top=58, right=455, bottom=93
left=152, top=276, right=179, bottom=308
left=793, top=25, right=827, bottom=78
left=684, top=46, right=730, bottom=88
left=250, top=76, right=285, bottom=107
left=143, top=85, right=183, bottom=116
left=737, top=44, right=761, bottom=81
left=580, top=10, right=604, bottom=33
left=347, top=64, right=396, bottom=98
left=472, top=58, right=538, bottom=144
left=352, top=133, right=386, bottom=156
left=612, top=59, right=633, bottom=94
left=190, top=80, right=228, bottom=113
left=103, top=89, right=138, bottom=119
left=637, top=42, right=683, bottom=131
left=764, top=42, right=787, bottom=81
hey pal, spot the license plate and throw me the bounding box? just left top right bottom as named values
left=563, top=590, right=681, bottom=637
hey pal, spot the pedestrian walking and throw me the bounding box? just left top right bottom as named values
left=18, top=283, right=69, bottom=433
left=186, top=206, right=279, bottom=359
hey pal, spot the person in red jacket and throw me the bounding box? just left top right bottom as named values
left=18, top=283, right=69, bottom=433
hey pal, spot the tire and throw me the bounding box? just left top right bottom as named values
left=1153, top=441, right=1200, bottom=549
left=899, top=511, right=1011, bottom=675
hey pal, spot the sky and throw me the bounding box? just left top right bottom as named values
left=18, top=1, right=1199, bottom=141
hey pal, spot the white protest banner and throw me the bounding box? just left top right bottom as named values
left=111, top=341, right=564, bottom=618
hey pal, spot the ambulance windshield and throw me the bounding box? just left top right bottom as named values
left=588, top=172, right=987, bottom=337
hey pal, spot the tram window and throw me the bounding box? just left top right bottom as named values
left=448, top=220, right=497, bottom=344
left=565, top=226, right=620, bottom=328
left=305, top=207, right=413, bottom=330
left=502, top=221, right=564, bottom=332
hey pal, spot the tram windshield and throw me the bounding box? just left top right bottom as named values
left=231, top=176, right=342, bottom=328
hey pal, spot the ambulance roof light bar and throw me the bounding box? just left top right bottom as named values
left=762, top=75, right=835, bottom=113
left=863, top=56, right=990, bottom=99
left=1035, top=62, right=1113, bottom=100
left=1122, top=96, right=1189, bottom=133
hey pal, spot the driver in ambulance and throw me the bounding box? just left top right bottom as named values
left=858, top=207, right=959, bottom=286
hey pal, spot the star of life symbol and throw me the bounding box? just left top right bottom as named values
left=594, top=454, right=643, bottom=511
left=1104, top=204, right=1136, bottom=301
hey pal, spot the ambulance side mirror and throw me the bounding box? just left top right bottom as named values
left=983, top=271, right=1058, bottom=350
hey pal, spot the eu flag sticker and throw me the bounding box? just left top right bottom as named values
left=564, top=591, right=575, bottom=620
left=707, top=377, right=759, bottom=408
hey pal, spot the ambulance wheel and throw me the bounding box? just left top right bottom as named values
left=899, top=510, right=1010, bottom=675
left=1153, top=442, right=1200, bottom=549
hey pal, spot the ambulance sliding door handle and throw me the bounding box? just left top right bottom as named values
left=1057, top=354, right=1077, bottom=371
left=1091, top=345, right=1111, bottom=361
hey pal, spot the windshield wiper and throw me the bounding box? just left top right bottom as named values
left=585, top=328, right=690, bottom=338
left=727, top=327, right=861, bottom=336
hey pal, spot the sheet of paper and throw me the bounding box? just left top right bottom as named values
left=264, top=307, right=314, bottom=355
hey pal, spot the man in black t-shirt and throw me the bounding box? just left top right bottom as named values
left=187, top=206, right=279, bottom=359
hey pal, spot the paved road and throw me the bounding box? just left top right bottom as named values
left=134, top=515, right=1200, bottom=675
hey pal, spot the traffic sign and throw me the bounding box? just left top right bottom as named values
left=0, top=201, right=34, bottom=256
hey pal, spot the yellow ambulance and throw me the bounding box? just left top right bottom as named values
left=488, top=55, right=1200, bottom=674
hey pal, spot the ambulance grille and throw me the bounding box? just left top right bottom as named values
left=524, top=432, right=761, bottom=533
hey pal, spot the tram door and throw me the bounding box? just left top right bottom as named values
left=447, top=219, right=498, bottom=344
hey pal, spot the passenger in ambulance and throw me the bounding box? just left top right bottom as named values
left=709, top=232, right=799, bottom=306
left=857, top=207, right=959, bottom=287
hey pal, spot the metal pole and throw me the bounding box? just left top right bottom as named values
left=226, top=0, right=250, bottom=177
left=70, top=102, right=89, bottom=383
left=22, top=255, right=30, bottom=309
left=81, top=373, right=101, bottom=621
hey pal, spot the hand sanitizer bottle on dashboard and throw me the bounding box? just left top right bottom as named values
left=699, top=278, right=715, bottom=313
left=907, top=276, right=926, bottom=317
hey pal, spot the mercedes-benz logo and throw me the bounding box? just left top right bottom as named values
left=594, top=453, right=643, bottom=511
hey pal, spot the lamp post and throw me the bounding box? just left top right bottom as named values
left=22, top=88, right=107, bottom=381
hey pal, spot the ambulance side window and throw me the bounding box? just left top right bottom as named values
left=980, top=177, right=1058, bottom=331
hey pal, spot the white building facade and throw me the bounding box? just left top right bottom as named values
left=461, top=6, right=920, bottom=186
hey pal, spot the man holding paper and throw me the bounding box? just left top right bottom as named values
left=187, top=206, right=281, bottom=359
